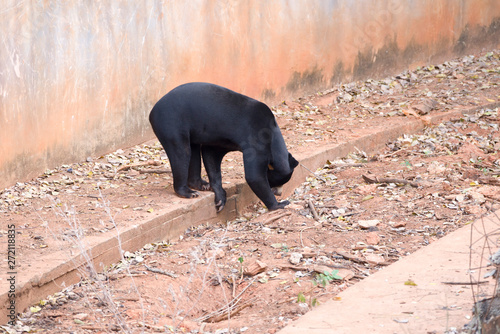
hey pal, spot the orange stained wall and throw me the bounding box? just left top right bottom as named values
left=1, top=0, right=500, bottom=188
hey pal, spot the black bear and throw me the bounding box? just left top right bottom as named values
left=149, top=82, right=298, bottom=212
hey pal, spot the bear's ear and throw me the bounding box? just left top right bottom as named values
left=288, top=153, right=299, bottom=168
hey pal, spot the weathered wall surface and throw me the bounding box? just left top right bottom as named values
left=1, top=0, right=499, bottom=189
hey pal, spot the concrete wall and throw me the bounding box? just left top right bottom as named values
left=1, top=0, right=499, bottom=189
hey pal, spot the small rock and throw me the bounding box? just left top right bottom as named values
left=358, top=220, right=380, bottom=229
left=331, top=208, right=346, bottom=217
left=73, top=313, right=88, bottom=321
left=470, top=191, right=486, bottom=204
left=261, top=227, right=271, bottom=233
left=464, top=205, right=484, bottom=215
left=287, top=203, right=304, bottom=210
left=389, top=221, right=406, bottom=228
left=301, top=247, right=316, bottom=258
left=125, top=308, right=143, bottom=319
left=297, top=303, right=309, bottom=314
left=316, top=255, right=333, bottom=265
left=289, top=252, right=303, bottom=265
left=207, top=248, right=225, bottom=259
left=313, top=265, right=354, bottom=281
left=412, top=98, right=438, bottom=115
left=393, top=318, right=409, bottom=324
left=244, top=259, right=267, bottom=276
left=355, top=184, right=378, bottom=195
left=56, top=297, right=68, bottom=305
left=313, top=264, right=331, bottom=274
left=477, top=186, right=500, bottom=199
left=337, top=268, right=355, bottom=280
left=364, top=253, right=385, bottom=265
left=366, top=232, right=380, bottom=245
left=427, top=162, right=446, bottom=175
left=128, top=169, right=140, bottom=177
left=67, top=292, right=79, bottom=300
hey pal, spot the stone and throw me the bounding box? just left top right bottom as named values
left=366, top=232, right=380, bottom=245
left=244, top=259, right=267, bottom=276
left=364, top=253, right=385, bottom=265
left=358, top=220, right=380, bottom=229
left=289, top=252, right=303, bottom=265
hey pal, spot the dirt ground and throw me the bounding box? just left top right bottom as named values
left=1, top=50, right=500, bottom=334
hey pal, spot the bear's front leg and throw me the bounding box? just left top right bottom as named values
left=243, top=158, right=287, bottom=211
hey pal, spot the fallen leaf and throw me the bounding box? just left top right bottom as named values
left=404, top=279, right=417, bottom=286
left=30, top=306, right=42, bottom=313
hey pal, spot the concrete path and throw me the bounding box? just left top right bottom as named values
left=279, top=210, right=500, bottom=334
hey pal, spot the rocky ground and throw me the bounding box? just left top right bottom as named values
left=1, top=50, right=500, bottom=334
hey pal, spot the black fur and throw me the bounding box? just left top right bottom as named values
left=149, top=82, right=298, bottom=211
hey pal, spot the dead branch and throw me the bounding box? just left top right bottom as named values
left=381, top=146, right=411, bottom=158
left=299, top=222, right=322, bottom=247
left=334, top=250, right=391, bottom=266
left=307, top=200, right=320, bottom=220
left=81, top=326, right=107, bottom=331
left=325, top=162, right=365, bottom=169
left=442, top=281, right=489, bottom=285
left=139, top=168, right=171, bottom=174
left=334, top=250, right=367, bottom=264
left=299, top=162, right=328, bottom=182
left=262, top=211, right=292, bottom=225
left=280, top=264, right=309, bottom=271
left=196, top=278, right=256, bottom=323
left=478, top=177, right=500, bottom=186
left=362, top=174, right=420, bottom=188
left=144, top=264, right=178, bottom=278
left=114, top=296, right=140, bottom=301
left=117, top=160, right=161, bottom=172
left=205, top=299, right=253, bottom=323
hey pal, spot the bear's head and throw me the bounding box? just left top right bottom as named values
left=267, top=153, right=299, bottom=195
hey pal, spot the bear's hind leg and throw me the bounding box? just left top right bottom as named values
left=202, top=146, right=228, bottom=212
left=188, top=144, right=211, bottom=191
left=162, top=138, right=199, bottom=198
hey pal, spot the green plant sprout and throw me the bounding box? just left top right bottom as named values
left=314, top=270, right=342, bottom=287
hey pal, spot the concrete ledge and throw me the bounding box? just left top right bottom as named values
left=2, top=103, right=499, bottom=325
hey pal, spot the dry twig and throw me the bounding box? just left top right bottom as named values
left=262, top=211, right=292, bottom=225
left=325, top=162, right=365, bottom=169
left=300, top=162, right=328, bottom=182
left=117, top=160, right=161, bottom=172
left=442, top=281, right=489, bottom=285
left=144, top=264, right=178, bottom=278
left=299, top=222, right=322, bottom=247
left=139, top=168, right=171, bottom=174
left=196, top=278, right=256, bottom=323
left=362, top=174, right=420, bottom=188
left=307, top=199, right=320, bottom=220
